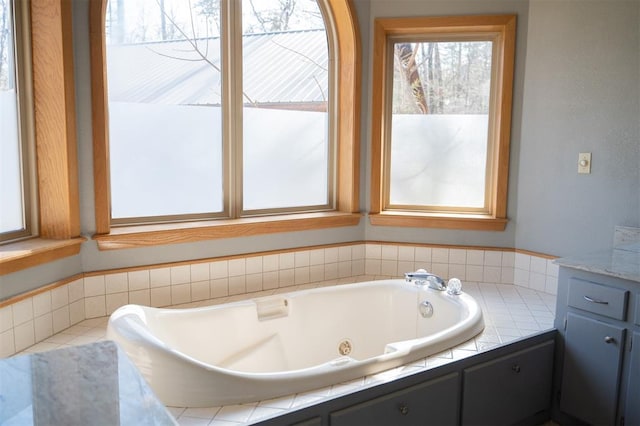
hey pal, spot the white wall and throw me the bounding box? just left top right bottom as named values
left=515, top=0, right=640, bottom=256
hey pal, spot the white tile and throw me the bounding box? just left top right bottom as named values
left=191, top=280, right=210, bottom=301
left=324, top=263, right=338, bottom=280
left=229, top=276, right=246, bottom=295
left=279, top=253, right=295, bottom=269
left=514, top=253, right=530, bottom=271
left=430, top=263, right=449, bottom=279
left=246, top=257, right=263, bottom=274
left=432, top=248, right=449, bottom=263
left=501, top=266, right=515, bottom=285
left=501, top=251, right=515, bottom=267
left=295, top=251, right=311, bottom=267
left=210, top=261, right=229, bottom=279
left=365, top=259, right=381, bottom=275
left=546, top=260, right=559, bottom=278
left=513, top=268, right=529, bottom=287
left=0, top=329, right=15, bottom=357
left=34, top=313, right=53, bottom=342
left=450, top=249, right=467, bottom=265
left=338, top=246, right=352, bottom=262
left=190, top=263, right=210, bottom=282
left=529, top=272, right=546, bottom=292
left=68, top=279, right=84, bottom=302
left=352, top=259, right=365, bottom=276
left=150, top=267, right=171, bottom=287
left=210, top=279, right=229, bottom=298
left=0, top=306, right=13, bottom=332
left=468, top=250, right=486, bottom=266
left=171, top=283, right=191, bottom=304
left=105, top=273, right=128, bottom=294
left=381, top=245, right=398, bottom=261
left=484, top=251, right=503, bottom=267
left=309, top=249, right=325, bottom=266
left=84, top=275, right=106, bottom=297
left=414, top=247, right=432, bottom=263
left=278, top=269, right=295, bottom=287
left=530, top=256, right=547, bottom=274
left=171, top=265, right=191, bottom=285
left=106, top=293, right=129, bottom=315
left=483, top=266, right=502, bottom=283
left=129, top=289, right=151, bottom=306
left=51, top=285, right=69, bottom=310
left=128, top=270, right=150, bottom=291
left=398, top=261, right=415, bottom=276
left=397, top=246, right=415, bottom=262
left=52, top=306, right=71, bottom=334
left=229, top=259, right=247, bottom=278
left=14, top=321, right=35, bottom=352
left=449, top=264, right=466, bottom=280
left=260, top=255, right=276, bottom=272
left=466, top=265, right=483, bottom=282
left=181, top=407, right=222, bottom=419
left=365, top=244, right=382, bottom=260
left=12, top=299, right=33, bottom=326
left=69, top=300, right=85, bottom=325
left=324, top=247, right=339, bottom=263
left=351, top=244, right=365, bottom=260
left=380, top=259, right=398, bottom=276
left=309, top=264, right=325, bottom=282
left=246, top=273, right=263, bottom=293
left=295, top=267, right=310, bottom=285
left=545, top=276, right=559, bottom=295
left=85, top=296, right=106, bottom=318
left=32, top=292, right=52, bottom=317
left=214, top=404, right=256, bottom=423
left=337, top=262, right=351, bottom=278
left=262, top=272, right=278, bottom=290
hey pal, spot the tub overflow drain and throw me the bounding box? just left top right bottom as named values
left=338, top=339, right=352, bottom=356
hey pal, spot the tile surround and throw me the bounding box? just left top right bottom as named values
left=0, top=244, right=558, bottom=358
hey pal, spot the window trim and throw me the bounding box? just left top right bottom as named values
left=369, top=15, right=516, bottom=231
left=89, top=0, right=361, bottom=250
left=1, top=0, right=83, bottom=275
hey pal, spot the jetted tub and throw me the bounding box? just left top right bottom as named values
left=107, top=279, right=484, bottom=407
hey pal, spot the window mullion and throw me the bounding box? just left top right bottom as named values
left=222, top=0, right=244, bottom=219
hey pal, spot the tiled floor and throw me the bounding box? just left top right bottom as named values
left=17, top=280, right=557, bottom=426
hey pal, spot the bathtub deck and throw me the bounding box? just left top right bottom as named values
left=16, top=279, right=556, bottom=425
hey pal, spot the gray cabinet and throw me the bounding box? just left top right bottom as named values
left=554, top=268, right=639, bottom=426
left=559, top=313, right=625, bottom=425
left=462, top=340, right=554, bottom=426
left=625, top=331, right=640, bottom=426
left=330, top=372, right=459, bottom=426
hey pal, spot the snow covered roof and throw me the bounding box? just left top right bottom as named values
left=106, top=29, right=329, bottom=107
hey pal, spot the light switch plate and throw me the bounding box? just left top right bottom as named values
left=578, top=152, right=591, bottom=174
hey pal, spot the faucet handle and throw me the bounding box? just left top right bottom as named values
left=446, top=278, right=463, bottom=295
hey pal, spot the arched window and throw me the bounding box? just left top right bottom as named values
left=90, top=0, right=360, bottom=249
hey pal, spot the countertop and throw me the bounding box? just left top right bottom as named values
left=0, top=340, right=176, bottom=425
left=554, top=243, right=640, bottom=283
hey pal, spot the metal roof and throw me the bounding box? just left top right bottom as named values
left=106, top=29, right=329, bottom=106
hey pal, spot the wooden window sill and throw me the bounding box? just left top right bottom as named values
left=0, top=237, right=85, bottom=275
left=369, top=212, right=507, bottom=231
left=93, top=212, right=363, bottom=250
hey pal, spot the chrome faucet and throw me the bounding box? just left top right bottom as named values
left=404, top=269, right=447, bottom=291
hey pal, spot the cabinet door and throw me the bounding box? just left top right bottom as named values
left=560, top=313, right=626, bottom=426
left=330, top=372, right=459, bottom=426
left=625, top=331, right=640, bottom=426
left=461, top=340, right=554, bottom=426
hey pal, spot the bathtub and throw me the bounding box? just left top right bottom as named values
left=107, top=279, right=484, bottom=407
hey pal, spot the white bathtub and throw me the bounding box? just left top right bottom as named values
left=107, top=279, right=484, bottom=407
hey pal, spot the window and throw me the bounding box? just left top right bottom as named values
left=91, top=0, right=361, bottom=249
left=0, top=0, right=34, bottom=243
left=370, top=15, right=516, bottom=231
left=1, top=0, right=82, bottom=275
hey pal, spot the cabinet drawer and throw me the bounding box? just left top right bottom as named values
left=567, top=278, right=628, bottom=320
left=461, top=340, right=554, bottom=426
left=330, top=372, right=459, bottom=426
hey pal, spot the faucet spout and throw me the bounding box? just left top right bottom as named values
left=404, top=269, right=447, bottom=291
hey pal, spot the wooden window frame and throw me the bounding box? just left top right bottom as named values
left=0, top=0, right=83, bottom=275
left=89, top=0, right=361, bottom=250
left=369, top=15, right=516, bottom=231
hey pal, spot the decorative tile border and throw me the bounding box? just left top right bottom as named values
left=0, top=243, right=558, bottom=358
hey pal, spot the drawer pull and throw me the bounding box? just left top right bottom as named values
left=398, top=403, right=409, bottom=415
left=604, top=336, right=615, bottom=344
left=511, top=364, right=521, bottom=373
left=583, top=295, right=609, bottom=305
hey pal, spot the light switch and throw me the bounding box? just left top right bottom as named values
left=578, top=152, right=591, bottom=174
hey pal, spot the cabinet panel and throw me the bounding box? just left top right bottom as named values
left=625, top=331, right=640, bottom=426
left=330, top=372, right=459, bottom=426
left=635, top=297, right=640, bottom=325
left=568, top=278, right=628, bottom=320
left=461, top=340, right=554, bottom=426
left=560, top=313, right=626, bottom=426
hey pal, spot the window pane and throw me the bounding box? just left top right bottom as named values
left=241, top=0, right=329, bottom=211
left=0, top=0, right=25, bottom=235
left=106, top=0, right=222, bottom=219
left=389, top=41, right=492, bottom=209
